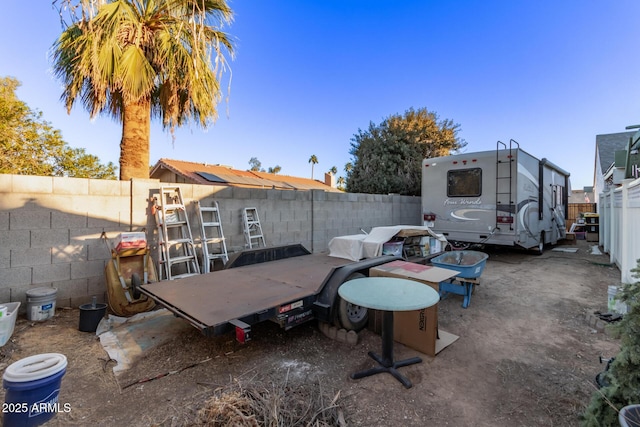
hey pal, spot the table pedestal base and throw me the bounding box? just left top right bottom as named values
left=351, top=351, right=422, bottom=388
left=350, top=310, right=422, bottom=389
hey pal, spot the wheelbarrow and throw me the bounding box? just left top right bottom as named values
left=430, top=250, right=488, bottom=308
left=101, top=232, right=156, bottom=317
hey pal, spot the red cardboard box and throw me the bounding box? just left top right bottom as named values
left=115, top=232, right=147, bottom=251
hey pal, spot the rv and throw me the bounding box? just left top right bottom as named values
left=422, top=141, right=570, bottom=253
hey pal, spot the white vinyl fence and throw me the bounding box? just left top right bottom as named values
left=600, top=177, right=640, bottom=284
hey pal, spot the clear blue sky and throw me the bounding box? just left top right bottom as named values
left=2, top=1, right=640, bottom=189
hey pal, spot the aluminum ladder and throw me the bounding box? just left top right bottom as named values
left=195, top=200, right=229, bottom=273
left=153, top=186, right=200, bottom=280
left=495, top=139, right=517, bottom=231
left=242, top=207, right=266, bottom=249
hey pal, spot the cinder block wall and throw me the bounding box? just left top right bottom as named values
left=0, top=174, right=421, bottom=308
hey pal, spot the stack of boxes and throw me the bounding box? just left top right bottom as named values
left=584, top=213, right=599, bottom=242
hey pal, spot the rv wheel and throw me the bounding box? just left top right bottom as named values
left=334, top=272, right=368, bottom=331
left=536, top=232, right=545, bottom=255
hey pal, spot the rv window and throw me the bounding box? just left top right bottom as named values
left=447, top=168, right=482, bottom=197
left=553, top=185, right=564, bottom=208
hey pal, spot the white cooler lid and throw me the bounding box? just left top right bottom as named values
left=3, top=353, right=67, bottom=382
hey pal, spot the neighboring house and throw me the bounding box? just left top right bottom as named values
left=595, top=128, right=640, bottom=285
left=593, top=131, right=635, bottom=202
left=624, top=130, right=640, bottom=180
left=150, top=158, right=341, bottom=192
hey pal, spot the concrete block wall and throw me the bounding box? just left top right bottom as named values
left=0, top=174, right=421, bottom=309
left=0, top=175, right=144, bottom=308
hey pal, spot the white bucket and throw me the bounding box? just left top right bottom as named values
left=26, top=288, right=57, bottom=322
left=608, top=285, right=628, bottom=314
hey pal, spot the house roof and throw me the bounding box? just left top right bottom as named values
left=150, top=158, right=341, bottom=192
left=595, top=131, right=634, bottom=173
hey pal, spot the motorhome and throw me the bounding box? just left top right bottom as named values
left=422, top=141, right=570, bottom=253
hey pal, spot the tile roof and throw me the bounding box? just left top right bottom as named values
left=150, top=159, right=341, bottom=192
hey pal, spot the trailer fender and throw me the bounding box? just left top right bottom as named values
left=313, top=255, right=401, bottom=329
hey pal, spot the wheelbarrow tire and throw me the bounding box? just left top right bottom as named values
left=334, top=272, right=368, bottom=332
left=131, top=273, right=142, bottom=300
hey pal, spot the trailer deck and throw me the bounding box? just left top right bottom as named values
left=139, top=253, right=351, bottom=337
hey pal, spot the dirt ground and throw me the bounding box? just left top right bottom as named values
left=0, top=239, right=623, bottom=426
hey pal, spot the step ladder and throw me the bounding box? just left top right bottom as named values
left=153, top=186, right=200, bottom=280
left=495, top=139, right=517, bottom=231
left=195, top=200, right=229, bottom=273
left=242, top=207, right=266, bottom=249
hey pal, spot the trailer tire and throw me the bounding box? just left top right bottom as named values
left=334, top=272, right=368, bottom=332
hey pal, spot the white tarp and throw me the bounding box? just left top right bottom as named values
left=98, top=309, right=191, bottom=375
left=328, top=225, right=447, bottom=261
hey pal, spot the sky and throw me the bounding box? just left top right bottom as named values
left=2, top=1, right=640, bottom=189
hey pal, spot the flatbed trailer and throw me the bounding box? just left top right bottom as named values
left=137, top=244, right=399, bottom=342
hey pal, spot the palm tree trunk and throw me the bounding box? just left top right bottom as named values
left=119, top=101, right=151, bottom=180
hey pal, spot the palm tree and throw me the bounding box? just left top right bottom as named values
left=51, top=0, right=234, bottom=180
left=344, top=162, right=353, bottom=175
left=308, top=154, right=318, bottom=179
left=329, top=166, right=337, bottom=175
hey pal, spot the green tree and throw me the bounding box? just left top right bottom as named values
left=267, top=165, right=281, bottom=174
left=582, top=259, right=640, bottom=426
left=337, top=176, right=346, bottom=191
left=51, top=0, right=234, bottom=181
left=308, top=154, right=318, bottom=179
left=248, top=157, right=263, bottom=172
left=329, top=165, right=337, bottom=175
left=347, top=107, right=465, bottom=196
left=0, top=76, right=116, bottom=178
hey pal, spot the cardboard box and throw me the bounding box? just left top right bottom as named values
left=564, top=232, right=576, bottom=245
left=586, top=232, right=599, bottom=242
left=115, top=232, right=147, bottom=251
left=368, top=260, right=459, bottom=356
